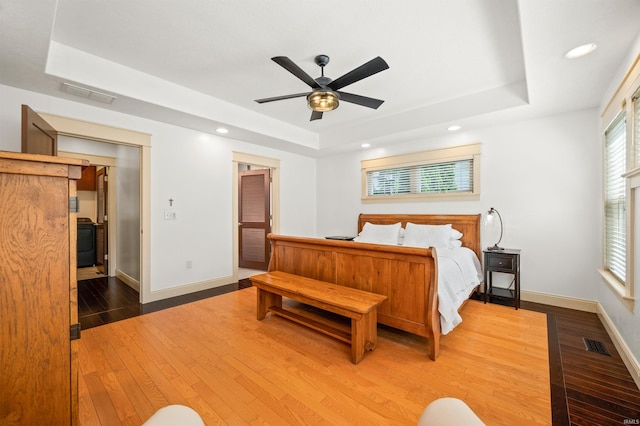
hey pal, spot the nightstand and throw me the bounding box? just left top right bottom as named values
left=483, top=249, right=521, bottom=309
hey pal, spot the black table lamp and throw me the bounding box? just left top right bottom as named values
left=483, top=207, right=504, bottom=251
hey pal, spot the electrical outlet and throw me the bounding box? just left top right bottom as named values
left=164, top=210, right=177, bottom=220
left=186, top=260, right=192, bottom=269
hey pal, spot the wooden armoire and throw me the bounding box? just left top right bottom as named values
left=0, top=151, right=86, bottom=425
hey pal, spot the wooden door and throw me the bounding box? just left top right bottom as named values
left=96, top=167, right=109, bottom=274
left=21, top=104, right=58, bottom=155
left=239, top=169, right=271, bottom=270
left=0, top=153, right=82, bottom=424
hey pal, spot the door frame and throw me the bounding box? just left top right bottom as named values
left=39, top=112, right=151, bottom=304
left=232, top=151, right=280, bottom=281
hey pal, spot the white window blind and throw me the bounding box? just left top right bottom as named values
left=421, top=159, right=474, bottom=193
left=604, top=112, right=627, bottom=283
left=366, top=159, right=473, bottom=196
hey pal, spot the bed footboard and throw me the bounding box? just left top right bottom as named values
left=267, top=234, right=441, bottom=360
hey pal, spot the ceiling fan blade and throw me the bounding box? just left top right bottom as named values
left=310, top=111, right=323, bottom=121
left=328, top=56, right=389, bottom=91
left=337, top=91, right=385, bottom=109
left=255, top=92, right=309, bottom=103
left=272, top=57, right=321, bottom=89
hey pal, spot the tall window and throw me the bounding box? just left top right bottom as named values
left=362, top=143, right=480, bottom=201
left=604, top=112, right=626, bottom=283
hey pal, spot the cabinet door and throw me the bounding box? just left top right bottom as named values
left=0, top=172, right=71, bottom=424
left=77, top=165, right=96, bottom=191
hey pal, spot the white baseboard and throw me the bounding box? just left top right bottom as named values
left=116, top=269, right=140, bottom=292
left=597, top=305, right=640, bottom=389
left=521, top=290, right=598, bottom=312
left=143, top=275, right=235, bottom=304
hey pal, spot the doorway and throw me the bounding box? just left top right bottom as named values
left=60, top=151, right=117, bottom=277
left=232, top=152, right=280, bottom=282
left=39, top=112, right=151, bottom=303
left=58, top=141, right=140, bottom=283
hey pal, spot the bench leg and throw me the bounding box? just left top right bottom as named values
left=256, top=289, right=282, bottom=320
left=351, top=310, right=378, bottom=364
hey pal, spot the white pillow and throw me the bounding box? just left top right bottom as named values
left=355, top=222, right=402, bottom=245
left=451, top=227, right=463, bottom=240
left=403, top=223, right=450, bottom=248
left=403, top=223, right=463, bottom=249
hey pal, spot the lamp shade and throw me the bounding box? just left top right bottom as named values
left=483, top=207, right=504, bottom=251
left=307, top=91, right=339, bottom=111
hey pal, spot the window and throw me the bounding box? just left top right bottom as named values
left=603, top=112, right=626, bottom=283
left=362, top=143, right=480, bottom=202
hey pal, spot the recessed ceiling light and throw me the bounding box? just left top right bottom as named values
left=448, top=125, right=461, bottom=132
left=216, top=127, right=229, bottom=134
left=564, top=43, right=597, bottom=59
left=361, top=143, right=371, bottom=148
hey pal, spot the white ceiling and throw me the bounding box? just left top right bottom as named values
left=1, top=0, right=639, bottom=156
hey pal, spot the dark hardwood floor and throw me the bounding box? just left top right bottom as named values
left=78, top=276, right=253, bottom=329
left=78, top=277, right=141, bottom=329
left=78, top=278, right=640, bottom=425
left=522, top=301, right=640, bottom=425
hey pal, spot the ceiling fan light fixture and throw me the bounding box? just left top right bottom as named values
left=256, top=55, right=388, bottom=120
left=307, top=91, right=339, bottom=112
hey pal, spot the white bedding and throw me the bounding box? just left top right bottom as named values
left=436, top=247, right=483, bottom=334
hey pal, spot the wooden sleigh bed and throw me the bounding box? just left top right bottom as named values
left=265, top=213, right=482, bottom=360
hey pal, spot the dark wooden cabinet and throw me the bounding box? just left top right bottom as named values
left=483, top=249, right=521, bottom=309
left=0, top=152, right=85, bottom=425
left=77, top=165, right=96, bottom=190
left=21, top=104, right=58, bottom=156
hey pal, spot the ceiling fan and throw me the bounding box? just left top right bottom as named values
left=255, top=54, right=389, bottom=121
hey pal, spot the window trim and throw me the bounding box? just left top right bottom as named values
left=361, top=143, right=481, bottom=202
left=599, top=53, right=640, bottom=304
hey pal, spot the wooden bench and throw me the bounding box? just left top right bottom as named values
left=250, top=271, right=388, bottom=364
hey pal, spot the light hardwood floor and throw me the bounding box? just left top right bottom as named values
left=79, top=287, right=550, bottom=425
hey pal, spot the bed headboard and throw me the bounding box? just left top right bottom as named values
left=357, top=213, right=482, bottom=259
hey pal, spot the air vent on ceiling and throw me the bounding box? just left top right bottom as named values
left=583, top=338, right=611, bottom=356
left=61, top=82, right=116, bottom=104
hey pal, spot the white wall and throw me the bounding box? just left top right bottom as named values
left=0, top=83, right=317, bottom=293
left=317, top=109, right=602, bottom=301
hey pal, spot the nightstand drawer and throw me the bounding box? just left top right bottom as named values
left=487, top=254, right=516, bottom=272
